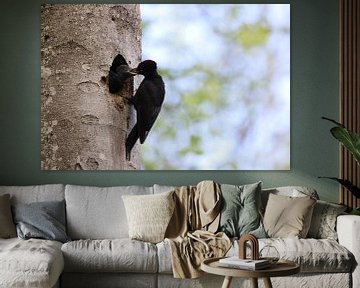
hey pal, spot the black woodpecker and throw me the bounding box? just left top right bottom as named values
left=108, top=54, right=136, bottom=93
left=125, top=60, right=165, bottom=161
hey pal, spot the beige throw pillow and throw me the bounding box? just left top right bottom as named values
left=122, top=191, right=175, bottom=243
left=0, top=194, right=17, bottom=238
left=263, top=193, right=316, bottom=238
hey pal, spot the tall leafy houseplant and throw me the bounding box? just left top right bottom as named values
left=320, top=117, right=360, bottom=213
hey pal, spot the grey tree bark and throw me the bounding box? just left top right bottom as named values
left=41, top=4, right=141, bottom=170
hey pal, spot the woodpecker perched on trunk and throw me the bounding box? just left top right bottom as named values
left=125, top=60, right=165, bottom=161
left=108, top=54, right=136, bottom=93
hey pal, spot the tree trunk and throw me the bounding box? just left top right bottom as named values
left=41, top=4, right=141, bottom=170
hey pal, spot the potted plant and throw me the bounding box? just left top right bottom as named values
left=320, top=117, right=360, bottom=215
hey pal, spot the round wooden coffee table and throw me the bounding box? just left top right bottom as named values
left=201, top=257, right=300, bottom=288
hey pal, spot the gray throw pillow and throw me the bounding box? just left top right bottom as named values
left=218, top=182, right=266, bottom=238
left=12, top=200, right=70, bottom=243
left=307, top=200, right=347, bottom=240
left=0, top=194, right=17, bottom=238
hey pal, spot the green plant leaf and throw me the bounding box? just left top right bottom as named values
left=318, top=177, right=360, bottom=198
left=322, top=117, right=360, bottom=165
left=351, top=208, right=360, bottom=215
left=330, top=127, right=360, bottom=165
left=322, top=116, right=344, bottom=127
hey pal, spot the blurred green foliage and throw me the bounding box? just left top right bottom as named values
left=234, top=24, right=271, bottom=50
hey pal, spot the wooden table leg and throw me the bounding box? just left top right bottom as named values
left=251, top=278, right=258, bottom=288
left=222, top=276, right=233, bottom=288
left=263, top=277, right=273, bottom=288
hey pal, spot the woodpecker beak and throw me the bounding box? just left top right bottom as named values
left=129, top=68, right=139, bottom=75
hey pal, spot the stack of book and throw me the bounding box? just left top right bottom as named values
left=218, top=257, right=271, bottom=270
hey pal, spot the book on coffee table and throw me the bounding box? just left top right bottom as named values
left=218, top=257, right=271, bottom=270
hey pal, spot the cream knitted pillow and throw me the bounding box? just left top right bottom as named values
left=122, top=191, right=175, bottom=243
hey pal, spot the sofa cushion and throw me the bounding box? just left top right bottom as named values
left=12, top=200, right=70, bottom=243
left=156, top=240, right=173, bottom=274
left=257, top=238, right=354, bottom=273
left=263, top=193, right=316, bottom=238
left=0, top=238, right=64, bottom=288
left=158, top=237, right=353, bottom=274
left=0, top=194, right=16, bottom=238
left=0, top=184, right=65, bottom=204
left=218, top=182, right=266, bottom=238
left=61, top=239, right=158, bottom=273
left=226, top=238, right=353, bottom=273
left=153, top=184, right=176, bottom=194
left=65, top=185, right=153, bottom=239
left=122, top=190, right=175, bottom=243
left=307, top=200, right=347, bottom=240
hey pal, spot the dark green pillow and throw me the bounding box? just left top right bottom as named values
left=218, top=182, right=266, bottom=238
left=12, top=200, right=70, bottom=243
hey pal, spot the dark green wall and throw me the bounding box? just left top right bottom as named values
left=0, top=0, right=340, bottom=202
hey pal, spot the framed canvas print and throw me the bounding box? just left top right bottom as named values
left=41, top=4, right=290, bottom=170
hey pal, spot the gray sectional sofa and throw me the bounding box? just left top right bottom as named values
left=0, top=183, right=359, bottom=288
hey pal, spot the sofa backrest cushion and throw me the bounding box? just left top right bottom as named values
left=153, top=184, right=176, bottom=194
left=65, top=185, right=154, bottom=239
left=0, top=184, right=65, bottom=204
